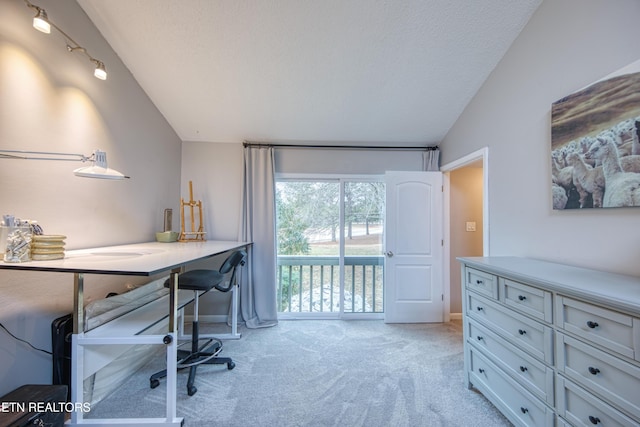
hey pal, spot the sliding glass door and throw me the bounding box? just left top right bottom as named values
left=276, top=177, right=384, bottom=318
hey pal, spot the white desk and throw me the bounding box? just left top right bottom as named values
left=0, top=240, right=250, bottom=426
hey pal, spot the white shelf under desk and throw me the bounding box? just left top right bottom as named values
left=0, top=240, right=250, bottom=427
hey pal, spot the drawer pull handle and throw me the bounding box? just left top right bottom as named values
left=476, top=306, right=484, bottom=312
left=476, top=279, right=483, bottom=285
left=518, top=329, right=527, bottom=335
left=589, top=416, right=601, bottom=425
left=520, top=407, right=528, bottom=414
left=518, top=295, right=527, bottom=301
left=478, top=368, right=485, bottom=373
left=476, top=336, right=484, bottom=341
left=588, top=367, right=600, bottom=375
left=519, top=366, right=527, bottom=372
left=586, top=321, right=599, bottom=329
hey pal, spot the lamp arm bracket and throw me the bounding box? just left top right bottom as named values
left=0, top=149, right=90, bottom=162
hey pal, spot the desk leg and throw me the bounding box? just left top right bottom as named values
left=166, top=268, right=180, bottom=422
left=71, top=273, right=84, bottom=424
left=231, top=284, right=239, bottom=337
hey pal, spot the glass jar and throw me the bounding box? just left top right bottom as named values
left=2, top=224, right=32, bottom=263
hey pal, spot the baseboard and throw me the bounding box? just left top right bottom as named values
left=184, top=314, right=229, bottom=323
left=189, top=313, right=464, bottom=322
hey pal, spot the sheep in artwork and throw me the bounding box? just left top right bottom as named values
left=585, top=136, right=640, bottom=207
left=621, top=155, right=640, bottom=173
left=614, top=118, right=636, bottom=144
left=578, top=136, right=597, bottom=166
left=617, top=141, right=634, bottom=157
left=551, top=157, right=574, bottom=196
left=552, top=182, right=568, bottom=209
left=616, top=119, right=639, bottom=156
left=566, top=152, right=604, bottom=208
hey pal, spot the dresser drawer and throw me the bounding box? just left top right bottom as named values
left=468, top=292, right=554, bottom=364
left=556, top=332, right=640, bottom=420
left=468, top=318, right=554, bottom=405
left=468, top=347, right=554, bottom=427
left=501, top=278, right=552, bottom=323
left=556, top=296, right=640, bottom=361
left=556, top=376, right=638, bottom=427
left=465, top=267, right=498, bottom=300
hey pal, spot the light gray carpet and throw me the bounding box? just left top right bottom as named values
left=87, top=320, right=511, bottom=426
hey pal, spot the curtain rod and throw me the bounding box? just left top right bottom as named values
left=243, top=142, right=439, bottom=151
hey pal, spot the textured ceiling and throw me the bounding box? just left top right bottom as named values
left=78, top=0, right=541, bottom=145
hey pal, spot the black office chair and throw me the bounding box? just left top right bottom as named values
left=150, top=249, right=247, bottom=396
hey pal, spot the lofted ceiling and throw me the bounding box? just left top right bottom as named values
left=78, top=0, right=541, bottom=146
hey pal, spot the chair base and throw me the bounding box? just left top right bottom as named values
left=149, top=322, right=235, bottom=396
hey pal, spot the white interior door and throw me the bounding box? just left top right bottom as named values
left=384, top=171, right=443, bottom=323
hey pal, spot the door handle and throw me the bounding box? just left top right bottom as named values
left=386, top=251, right=394, bottom=257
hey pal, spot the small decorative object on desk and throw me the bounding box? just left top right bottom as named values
left=156, top=231, right=179, bottom=243
left=31, top=235, right=66, bottom=261
left=2, top=215, right=33, bottom=263
left=156, top=208, right=179, bottom=242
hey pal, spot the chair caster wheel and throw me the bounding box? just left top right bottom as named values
left=187, top=386, right=197, bottom=396
left=228, top=361, right=235, bottom=370
left=150, top=379, right=160, bottom=389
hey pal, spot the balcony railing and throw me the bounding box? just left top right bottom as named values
left=277, top=255, right=384, bottom=313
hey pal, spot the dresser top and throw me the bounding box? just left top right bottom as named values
left=458, top=256, right=640, bottom=315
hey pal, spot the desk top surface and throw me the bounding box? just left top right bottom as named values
left=0, top=240, right=250, bottom=276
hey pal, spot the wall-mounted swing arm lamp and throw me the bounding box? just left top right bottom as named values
left=0, top=149, right=129, bottom=180
left=23, top=0, right=108, bottom=80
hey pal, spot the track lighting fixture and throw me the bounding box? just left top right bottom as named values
left=23, top=0, right=108, bottom=81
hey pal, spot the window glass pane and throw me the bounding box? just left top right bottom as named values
left=343, top=182, right=385, bottom=313
left=276, top=181, right=340, bottom=313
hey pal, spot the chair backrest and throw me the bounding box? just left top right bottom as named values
left=214, top=250, right=247, bottom=292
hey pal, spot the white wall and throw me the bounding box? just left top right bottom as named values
left=180, top=142, right=244, bottom=242
left=275, top=147, right=424, bottom=174
left=0, top=1, right=181, bottom=395
left=441, top=0, right=640, bottom=277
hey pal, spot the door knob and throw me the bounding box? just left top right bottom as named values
left=386, top=251, right=394, bottom=257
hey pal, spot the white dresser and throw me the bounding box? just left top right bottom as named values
left=458, top=257, right=640, bottom=427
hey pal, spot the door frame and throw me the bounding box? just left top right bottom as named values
left=440, top=147, right=490, bottom=322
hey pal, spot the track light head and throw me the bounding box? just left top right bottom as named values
left=93, top=61, right=107, bottom=80
left=32, top=7, right=50, bottom=34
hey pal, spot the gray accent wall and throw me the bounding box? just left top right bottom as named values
left=0, top=1, right=181, bottom=395
left=441, top=0, right=640, bottom=277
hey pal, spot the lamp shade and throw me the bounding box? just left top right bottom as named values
left=73, top=150, right=127, bottom=180
left=73, top=165, right=126, bottom=180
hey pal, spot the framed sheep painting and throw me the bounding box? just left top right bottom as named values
left=551, top=59, right=640, bottom=209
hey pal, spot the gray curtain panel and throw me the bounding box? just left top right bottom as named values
left=423, top=148, right=440, bottom=171
left=237, top=145, right=279, bottom=328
